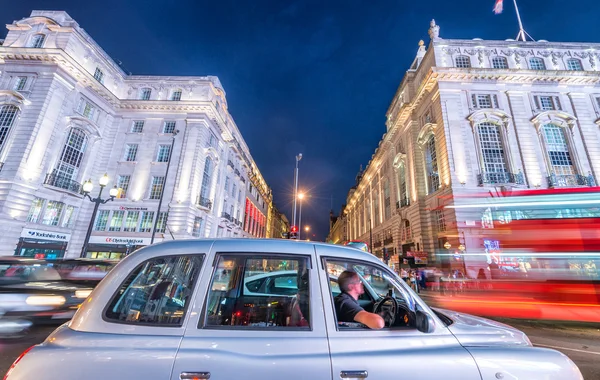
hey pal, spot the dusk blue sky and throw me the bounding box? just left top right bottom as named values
left=4, top=0, right=599, bottom=240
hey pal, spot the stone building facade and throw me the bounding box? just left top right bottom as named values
left=341, top=20, right=600, bottom=275
left=0, top=11, right=283, bottom=259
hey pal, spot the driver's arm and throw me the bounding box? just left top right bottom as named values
left=354, top=310, right=385, bottom=329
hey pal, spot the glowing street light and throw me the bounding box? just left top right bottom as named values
left=81, top=173, right=119, bottom=257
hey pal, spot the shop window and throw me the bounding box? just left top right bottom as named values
left=139, top=211, right=155, bottom=232
left=156, top=212, right=168, bottom=233
left=105, top=255, right=204, bottom=326
left=26, top=197, right=46, bottom=223
left=204, top=254, right=310, bottom=328
left=93, top=210, right=110, bottom=231
left=109, top=210, right=125, bottom=232
left=41, top=201, right=64, bottom=226
left=61, top=205, right=77, bottom=228
left=124, top=211, right=140, bottom=232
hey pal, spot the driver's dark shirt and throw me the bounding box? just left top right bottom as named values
left=334, top=292, right=364, bottom=322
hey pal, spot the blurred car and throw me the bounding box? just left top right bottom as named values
left=53, top=258, right=116, bottom=286
left=4, top=240, right=583, bottom=379
left=0, top=257, right=93, bottom=338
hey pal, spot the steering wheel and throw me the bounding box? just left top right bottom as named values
left=373, top=296, right=398, bottom=327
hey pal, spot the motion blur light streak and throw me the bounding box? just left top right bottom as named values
left=447, top=199, right=600, bottom=209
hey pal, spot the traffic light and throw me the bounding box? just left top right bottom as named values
left=383, top=247, right=390, bottom=264
left=290, top=226, right=298, bottom=239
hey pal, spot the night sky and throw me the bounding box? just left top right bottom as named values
left=3, top=0, right=599, bottom=240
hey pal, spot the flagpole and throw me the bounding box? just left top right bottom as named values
left=512, top=0, right=534, bottom=41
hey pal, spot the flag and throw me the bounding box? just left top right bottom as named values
left=493, top=0, right=504, bottom=14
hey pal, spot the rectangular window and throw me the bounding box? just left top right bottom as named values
left=109, top=210, right=125, bottom=232
left=471, top=94, right=499, bottom=109
left=27, top=197, right=45, bottom=223
left=13, top=77, right=27, bottom=91
left=156, top=212, right=168, bottom=233
left=117, top=175, right=130, bottom=198
left=192, top=216, right=203, bottom=237
left=131, top=121, right=144, bottom=133
left=224, top=176, right=230, bottom=192
left=435, top=210, right=446, bottom=232
left=204, top=254, right=311, bottom=328
left=139, top=211, right=155, bottom=232
left=156, top=145, right=171, bottom=162
left=77, top=98, right=98, bottom=122
left=232, top=183, right=236, bottom=198
left=425, top=136, right=440, bottom=194
left=149, top=176, right=165, bottom=199
left=105, top=255, right=203, bottom=326
left=171, top=90, right=182, bottom=101
left=163, top=121, right=176, bottom=134
left=207, top=131, right=218, bottom=149
left=61, top=205, right=76, bottom=228
left=124, top=144, right=138, bottom=161
left=41, top=201, right=64, bottom=226
left=140, top=88, right=152, bottom=100
left=123, top=211, right=140, bottom=232
left=94, top=210, right=110, bottom=231
left=93, top=68, right=104, bottom=84
left=534, top=95, right=561, bottom=111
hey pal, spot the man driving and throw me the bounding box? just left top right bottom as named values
left=334, top=270, right=385, bottom=329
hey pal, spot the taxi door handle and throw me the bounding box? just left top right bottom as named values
left=340, top=370, right=368, bottom=378
left=180, top=372, right=210, bottom=380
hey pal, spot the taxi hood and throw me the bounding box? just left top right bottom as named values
left=433, top=308, right=532, bottom=347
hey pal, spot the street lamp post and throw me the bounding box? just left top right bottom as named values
left=80, top=173, right=119, bottom=258
left=292, top=153, right=302, bottom=229
left=151, top=130, right=179, bottom=244
left=297, top=192, right=304, bottom=240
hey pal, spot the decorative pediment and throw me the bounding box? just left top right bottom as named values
left=467, top=109, right=511, bottom=127
left=530, top=111, right=577, bottom=132
left=393, top=153, right=407, bottom=169
left=66, top=116, right=102, bottom=139
left=0, top=90, right=30, bottom=106
left=417, top=122, right=437, bottom=146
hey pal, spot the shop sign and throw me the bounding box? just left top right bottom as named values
left=407, top=251, right=428, bottom=264
left=88, top=236, right=163, bottom=245
left=119, top=206, right=148, bottom=211
left=21, top=228, right=71, bottom=242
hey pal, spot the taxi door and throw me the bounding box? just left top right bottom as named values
left=170, top=240, right=331, bottom=380
left=317, top=246, right=481, bottom=380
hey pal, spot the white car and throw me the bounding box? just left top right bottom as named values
left=5, top=239, right=583, bottom=380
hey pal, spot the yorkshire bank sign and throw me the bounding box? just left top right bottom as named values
left=89, top=236, right=163, bottom=245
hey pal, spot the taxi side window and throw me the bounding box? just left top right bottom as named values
left=203, top=254, right=311, bottom=329
left=104, top=255, right=203, bottom=326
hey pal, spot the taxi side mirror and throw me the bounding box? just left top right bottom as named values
left=416, top=309, right=435, bottom=333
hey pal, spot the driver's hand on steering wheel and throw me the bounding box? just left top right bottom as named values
left=378, top=309, right=395, bottom=325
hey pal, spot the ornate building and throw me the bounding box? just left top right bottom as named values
left=341, top=20, right=600, bottom=275
left=0, top=11, right=282, bottom=259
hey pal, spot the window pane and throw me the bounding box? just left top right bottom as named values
left=139, top=212, right=155, bottom=232
left=93, top=68, right=104, bottom=83
left=200, top=157, right=213, bottom=201
left=105, top=255, right=203, bottom=326
left=124, top=211, right=140, bottom=232
left=478, top=122, right=507, bottom=173
left=492, top=57, right=508, bottom=69
left=61, top=205, right=76, bottom=228
left=425, top=136, right=439, bottom=194
left=150, top=177, right=165, bottom=199
left=109, top=210, right=125, bottom=232
left=455, top=56, right=471, bottom=68
left=140, top=88, right=152, bottom=100
left=192, top=217, right=203, bottom=237
left=27, top=197, right=45, bottom=223
left=125, top=144, right=138, bottom=161
left=529, top=57, right=546, bottom=70
left=0, top=105, right=19, bottom=150
left=41, top=201, right=64, bottom=226
left=14, top=77, right=27, bottom=91
left=156, top=212, right=168, bottom=233
left=204, top=255, right=310, bottom=328
left=157, top=145, right=171, bottom=162
left=171, top=90, right=182, bottom=101
left=94, top=210, right=110, bottom=231
left=163, top=121, right=176, bottom=134
left=543, top=124, right=575, bottom=175
left=567, top=59, right=582, bottom=71
left=117, top=175, right=130, bottom=198
left=131, top=121, right=144, bottom=133
left=30, top=34, right=45, bottom=48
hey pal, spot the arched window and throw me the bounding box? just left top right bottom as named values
left=491, top=56, right=509, bottom=69
left=476, top=122, right=510, bottom=184
left=402, top=220, right=412, bottom=241
left=541, top=124, right=575, bottom=177
left=424, top=135, right=440, bottom=194
left=566, top=58, right=583, bottom=71
left=54, top=128, right=88, bottom=188
left=455, top=55, right=471, bottom=68
left=170, top=89, right=182, bottom=101
left=29, top=34, right=46, bottom=48
left=529, top=57, right=546, bottom=70
left=139, top=88, right=152, bottom=100
left=0, top=105, right=19, bottom=152
left=199, top=157, right=213, bottom=205
left=396, top=162, right=409, bottom=208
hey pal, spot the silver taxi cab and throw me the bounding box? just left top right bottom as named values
left=5, top=239, right=583, bottom=380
